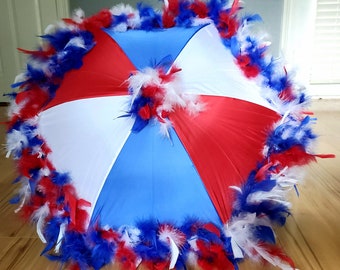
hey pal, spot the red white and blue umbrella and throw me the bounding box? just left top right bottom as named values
left=5, top=1, right=331, bottom=269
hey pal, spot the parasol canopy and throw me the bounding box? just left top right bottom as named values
left=5, top=1, right=332, bottom=269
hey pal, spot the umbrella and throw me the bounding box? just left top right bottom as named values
left=5, top=1, right=330, bottom=269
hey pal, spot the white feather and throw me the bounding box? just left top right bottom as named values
left=182, top=94, right=205, bottom=116
left=192, top=18, right=214, bottom=26
left=55, top=222, right=67, bottom=253
left=13, top=72, right=27, bottom=85
left=65, top=36, right=86, bottom=49
left=44, top=24, right=57, bottom=35
left=32, top=203, right=50, bottom=243
left=6, top=129, right=27, bottom=158
left=229, top=185, right=243, bottom=193
left=247, top=190, right=286, bottom=204
left=159, top=119, right=173, bottom=139
left=251, top=243, right=298, bottom=270
left=72, top=8, right=85, bottom=23
left=158, top=227, right=181, bottom=269
left=224, top=213, right=272, bottom=258
left=186, top=250, right=198, bottom=266
left=110, top=4, right=141, bottom=30
left=168, top=237, right=180, bottom=269
left=14, top=179, right=31, bottom=213
left=128, top=68, right=161, bottom=103
left=7, top=100, right=24, bottom=121
left=112, top=23, right=129, bottom=32
left=119, top=226, right=141, bottom=247
left=110, top=3, right=135, bottom=15
left=225, top=212, right=297, bottom=269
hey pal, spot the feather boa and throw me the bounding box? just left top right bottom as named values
left=5, top=0, right=334, bottom=269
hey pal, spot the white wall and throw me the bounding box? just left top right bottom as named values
left=281, top=0, right=340, bottom=98
left=69, top=0, right=162, bottom=16
left=0, top=0, right=69, bottom=103
left=69, top=0, right=284, bottom=57
left=242, top=0, right=284, bottom=58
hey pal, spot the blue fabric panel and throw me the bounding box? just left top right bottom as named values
left=91, top=123, right=222, bottom=228
left=103, top=25, right=206, bottom=70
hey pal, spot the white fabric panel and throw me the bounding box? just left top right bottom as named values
left=174, top=23, right=275, bottom=110
left=37, top=96, right=133, bottom=216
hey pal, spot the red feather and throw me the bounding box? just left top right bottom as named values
left=196, top=240, right=234, bottom=270
left=230, top=0, right=240, bottom=16
left=162, top=0, right=179, bottom=28
left=143, top=260, right=169, bottom=270
left=62, top=18, right=78, bottom=26
left=69, top=263, right=81, bottom=270
left=257, top=241, right=295, bottom=268
left=81, top=9, right=113, bottom=32
left=218, top=11, right=239, bottom=39
left=255, top=162, right=274, bottom=181
left=189, top=0, right=208, bottom=18
left=162, top=11, right=176, bottom=28
left=203, top=223, right=221, bottom=238
left=100, top=228, right=119, bottom=243
left=142, top=85, right=163, bottom=98
left=236, top=55, right=260, bottom=78
left=18, top=149, right=45, bottom=178
left=37, top=176, right=58, bottom=197
left=159, top=66, right=181, bottom=83
left=17, top=46, right=55, bottom=59
left=115, top=243, right=138, bottom=270
left=138, top=105, right=152, bottom=120
left=270, top=146, right=317, bottom=168
left=20, top=195, right=45, bottom=220
left=72, top=208, right=89, bottom=233
left=278, top=86, right=295, bottom=102
left=16, top=87, right=50, bottom=120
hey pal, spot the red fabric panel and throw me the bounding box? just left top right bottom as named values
left=45, top=29, right=135, bottom=110
left=170, top=96, right=280, bottom=223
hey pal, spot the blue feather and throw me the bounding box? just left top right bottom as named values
left=197, top=226, right=223, bottom=244
left=51, top=171, right=70, bottom=186
left=176, top=2, right=195, bottom=27
left=223, top=236, right=239, bottom=267
left=41, top=217, right=63, bottom=255
left=254, top=225, right=276, bottom=244
left=60, top=231, right=91, bottom=267
left=12, top=176, right=22, bottom=184
left=208, top=0, right=228, bottom=25
left=258, top=201, right=290, bottom=225
left=174, top=256, right=188, bottom=270
left=266, top=116, right=317, bottom=154
left=138, top=4, right=162, bottom=30
left=78, top=31, right=94, bottom=48
left=9, top=194, right=21, bottom=204
left=133, top=219, right=170, bottom=261
left=10, top=80, right=25, bottom=88
left=112, top=14, right=129, bottom=27
left=251, top=179, right=277, bottom=193
left=230, top=36, right=240, bottom=57
left=242, top=14, right=263, bottom=24
left=90, top=241, right=115, bottom=270
left=26, top=63, right=46, bottom=83
left=180, top=217, right=201, bottom=237
left=131, top=116, right=149, bottom=133
left=41, top=30, right=74, bottom=51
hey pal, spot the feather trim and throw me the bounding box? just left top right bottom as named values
left=4, top=1, right=335, bottom=269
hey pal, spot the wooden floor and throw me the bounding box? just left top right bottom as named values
left=0, top=99, right=339, bottom=270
